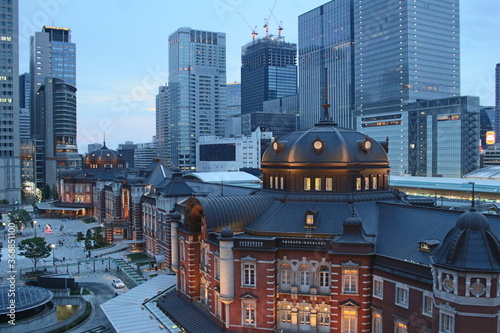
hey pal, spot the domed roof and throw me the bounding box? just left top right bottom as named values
left=220, top=225, right=234, bottom=239
left=262, top=124, right=388, bottom=168
left=85, top=143, right=126, bottom=169
left=432, top=209, right=500, bottom=271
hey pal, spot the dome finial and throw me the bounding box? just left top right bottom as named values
left=317, top=67, right=337, bottom=126
left=103, top=131, right=107, bottom=149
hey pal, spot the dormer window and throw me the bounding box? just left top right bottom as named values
left=418, top=239, right=441, bottom=252
left=305, top=208, right=318, bottom=228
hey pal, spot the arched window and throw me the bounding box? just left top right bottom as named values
left=298, top=264, right=310, bottom=292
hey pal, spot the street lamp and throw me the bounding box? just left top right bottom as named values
left=33, top=220, right=37, bottom=237
left=2, top=222, right=5, bottom=240
left=51, top=243, right=56, bottom=265
left=468, top=181, right=475, bottom=208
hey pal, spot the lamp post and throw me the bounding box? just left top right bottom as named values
left=468, top=182, right=475, bottom=208
left=33, top=220, right=37, bottom=237
left=51, top=243, right=56, bottom=265
left=2, top=222, right=5, bottom=240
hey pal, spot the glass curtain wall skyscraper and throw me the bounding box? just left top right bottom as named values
left=0, top=0, right=20, bottom=203
left=298, top=0, right=459, bottom=130
left=30, top=26, right=78, bottom=188
left=241, top=37, right=297, bottom=115
left=167, top=27, right=227, bottom=170
left=298, top=0, right=355, bottom=130
left=355, top=0, right=460, bottom=110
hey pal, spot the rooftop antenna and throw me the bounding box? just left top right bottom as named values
left=103, top=132, right=107, bottom=148
left=317, top=68, right=336, bottom=126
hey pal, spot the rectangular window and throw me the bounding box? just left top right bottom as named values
left=306, top=214, right=314, bottom=225
left=343, top=268, right=358, bottom=294
left=300, top=270, right=310, bottom=286
left=214, top=256, right=220, bottom=280
left=299, top=312, right=310, bottom=324
left=318, top=313, right=330, bottom=326
left=326, top=177, right=333, bottom=191
left=243, top=263, right=256, bottom=287
left=304, top=177, right=311, bottom=191
left=281, top=310, right=291, bottom=323
left=373, top=311, right=382, bottom=333
left=372, top=175, right=378, bottom=189
left=364, top=176, right=370, bottom=190
left=440, top=313, right=453, bottom=333
left=281, top=269, right=291, bottom=285
left=269, top=176, right=274, bottom=189
left=396, top=284, right=409, bottom=308
left=243, top=302, right=256, bottom=326
left=356, top=177, right=362, bottom=190
left=423, top=292, right=432, bottom=316
left=179, top=241, right=185, bottom=261
left=280, top=176, right=284, bottom=190
left=315, top=178, right=321, bottom=191
left=342, top=309, right=357, bottom=333
left=373, top=276, right=383, bottom=299
left=395, top=321, right=408, bottom=333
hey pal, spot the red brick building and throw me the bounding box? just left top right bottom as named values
left=159, top=117, right=500, bottom=333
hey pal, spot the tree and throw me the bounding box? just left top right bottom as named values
left=42, top=184, right=51, bottom=201
left=51, top=185, right=59, bottom=200
left=18, top=237, right=51, bottom=269
left=9, top=209, right=32, bottom=231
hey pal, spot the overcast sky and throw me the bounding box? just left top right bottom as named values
left=19, top=0, right=500, bottom=152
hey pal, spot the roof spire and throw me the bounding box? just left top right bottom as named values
left=103, top=132, right=107, bottom=149
left=316, top=67, right=337, bottom=126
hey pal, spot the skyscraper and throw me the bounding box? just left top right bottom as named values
left=156, top=85, right=170, bottom=163
left=167, top=27, right=227, bottom=170
left=30, top=26, right=77, bottom=188
left=496, top=63, right=500, bottom=138
left=0, top=0, right=20, bottom=203
left=241, top=37, right=297, bottom=114
left=298, top=0, right=460, bottom=130
left=34, top=78, right=79, bottom=188
left=298, top=0, right=355, bottom=130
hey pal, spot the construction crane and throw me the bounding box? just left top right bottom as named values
left=264, top=0, right=277, bottom=39
left=237, top=12, right=258, bottom=41
left=269, top=9, right=284, bottom=37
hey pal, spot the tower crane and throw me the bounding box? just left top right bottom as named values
left=237, top=12, right=258, bottom=41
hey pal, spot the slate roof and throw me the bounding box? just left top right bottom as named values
left=157, top=289, right=225, bottom=333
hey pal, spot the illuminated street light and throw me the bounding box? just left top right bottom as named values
left=51, top=243, right=56, bottom=265
left=34, top=220, right=37, bottom=237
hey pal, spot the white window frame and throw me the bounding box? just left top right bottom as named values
left=299, top=265, right=310, bottom=286
left=242, top=300, right=256, bottom=327
left=281, top=264, right=292, bottom=286
left=395, top=283, right=409, bottom=309
left=318, top=266, right=330, bottom=288
left=318, top=312, right=330, bottom=327
left=342, top=308, right=358, bottom=333
left=373, top=276, right=383, bottom=299
left=298, top=311, right=311, bottom=325
left=372, top=310, right=382, bottom=333
left=343, top=267, right=358, bottom=294
left=422, top=291, right=433, bottom=317
left=439, top=311, right=454, bottom=333
left=242, top=262, right=256, bottom=287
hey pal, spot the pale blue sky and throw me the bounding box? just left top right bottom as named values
left=19, top=0, right=500, bottom=152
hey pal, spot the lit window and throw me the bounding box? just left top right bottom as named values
left=372, top=175, right=378, bottom=189
left=356, top=177, right=362, bottom=190
left=318, top=312, right=330, bottom=327
left=304, top=177, right=311, bottom=191
left=243, top=302, right=256, bottom=326
left=396, top=283, right=409, bottom=308
left=306, top=214, right=314, bottom=225
left=423, top=292, right=432, bottom=316
left=243, top=263, right=256, bottom=287
left=343, top=268, right=358, bottom=294
left=364, top=176, right=370, bottom=190
left=395, top=320, right=408, bottom=333
left=440, top=313, right=454, bottom=333
left=342, top=309, right=357, bottom=333
left=299, top=311, right=310, bottom=325
left=373, top=311, right=382, bottom=333
left=269, top=176, right=273, bottom=189
left=280, top=176, right=284, bottom=190
left=315, top=178, right=321, bottom=191
left=326, top=178, right=333, bottom=191
left=280, top=309, right=292, bottom=323
left=373, top=276, right=383, bottom=299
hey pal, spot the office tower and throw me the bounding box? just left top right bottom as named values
left=226, top=82, right=241, bottom=117
left=117, top=141, right=137, bottom=168
left=30, top=26, right=77, bottom=188
left=298, top=0, right=355, bottom=130
left=355, top=0, right=459, bottom=110
left=87, top=143, right=103, bottom=154
left=156, top=85, right=170, bottom=163
left=34, top=78, right=80, bottom=188
left=298, top=0, right=460, bottom=130
left=496, top=63, right=500, bottom=138
left=0, top=0, right=20, bottom=203
left=19, top=73, right=30, bottom=109
left=356, top=96, right=479, bottom=177
left=241, top=37, right=297, bottom=115
left=134, top=141, right=157, bottom=169
left=168, top=27, right=227, bottom=170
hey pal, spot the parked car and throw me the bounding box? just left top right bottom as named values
left=112, top=278, right=125, bottom=288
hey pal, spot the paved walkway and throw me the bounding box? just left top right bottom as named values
left=0, top=217, right=131, bottom=284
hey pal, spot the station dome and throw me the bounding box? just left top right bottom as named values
left=84, top=143, right=126, bottom=169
